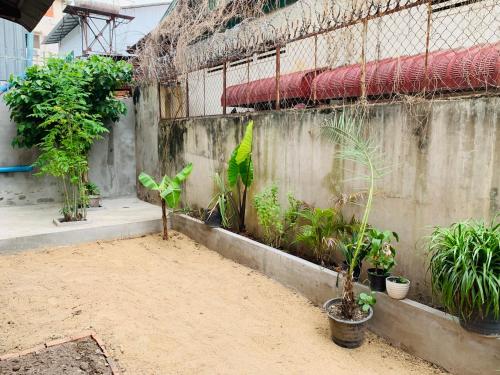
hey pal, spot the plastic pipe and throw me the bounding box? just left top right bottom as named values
left=0, top=165, right=33, bottom=173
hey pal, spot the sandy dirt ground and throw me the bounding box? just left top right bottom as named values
left=0, top=232, right=447, bottom=375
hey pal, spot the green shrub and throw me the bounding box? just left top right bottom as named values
left=253, top=185, right=301, bottom=249
left=428, top=220, right=500, bottom=321
left=5, top=55, right=132, bottom=149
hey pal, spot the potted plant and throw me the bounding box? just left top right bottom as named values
left=428, top=220, right=500, bottom=335
left=386, top=276, right=410, bottom=299
left=85, top=182, right=101, bottom=208
left=366, top=229, right=398, bottom=292
left=138, top=163, right=193, bottom=240
left=321, top=112, right=387, bottom=348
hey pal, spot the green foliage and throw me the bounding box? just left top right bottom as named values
left=228, top=120, right=254, bottom=188
left=428, top=220, right=500, bottom=321
left=357, top=292, right=376, bottom=312
left=227, top=121, right=254, bottom=232
left=322, top=111, right=385, bottom=319
left=365, top=228, right=398, bottom=273
left=139, top=164, right=193, bottom=240
left=253, top=185, right=301, bottom=248
left=160, top=163, right=194, bottom=209
left=253, top=185, right=283, bottom=246
left=139, top=163, right=193, bottom=209
left=295, top=207, right=343, bottom=265
left=4, top=55, right=132, bottom=149
left=207, top=172, right=237, bottom=229
left=85, top=182, right=100, bottom=196
left=389, top=276, right=409, bottom=284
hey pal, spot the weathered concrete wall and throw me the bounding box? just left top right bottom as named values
left=134, top=85, right=161, bottom=204
left=0, top=97, right=137, bottom=206
left=136, top=93, right=500, bottom=301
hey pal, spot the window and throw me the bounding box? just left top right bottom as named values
left=33, top=34, right=41, bottom=49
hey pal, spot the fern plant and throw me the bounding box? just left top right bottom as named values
left=428, top=220, right=500, bottom=323
left=139, top=163, right=193, bottom=240
left=322, top=111, right=385, bottom=319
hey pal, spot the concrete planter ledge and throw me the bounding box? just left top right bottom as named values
left=173, top=213, right=500, bottom=375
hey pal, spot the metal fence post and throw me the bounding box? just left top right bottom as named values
left=222, top=61, right=227, bottom=115
left=275, top=46, right=281, bottom=110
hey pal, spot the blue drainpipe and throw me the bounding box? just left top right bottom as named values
left=0, top=165, right=34, bottom=173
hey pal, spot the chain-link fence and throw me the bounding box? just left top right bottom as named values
left=155, top=0, right=499, bottom=120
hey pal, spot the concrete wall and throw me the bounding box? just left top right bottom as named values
left=136, top=90, right=499, bottom=302
left=0, top=97, right=137, bottom=206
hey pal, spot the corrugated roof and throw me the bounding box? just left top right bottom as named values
left=43, top=13, right=80, bottom=44
left=0, top=0, right=55, bottom=32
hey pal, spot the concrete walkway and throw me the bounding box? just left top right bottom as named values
left=0, top=197, right=161, bottom=252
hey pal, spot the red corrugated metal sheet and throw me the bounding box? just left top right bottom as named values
left=314, top=42, right=500, bottom=100
left=224, top=70, right=319, bottom=107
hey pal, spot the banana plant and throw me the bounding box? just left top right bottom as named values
left=228, top=120, right=254, bottom=232
left=139, top=163, right=193, bottom=240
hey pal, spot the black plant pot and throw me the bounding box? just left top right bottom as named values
left=459, top=309, right=500, bottom=336
left=323, top=298, right=373, bottom=348
left=342, top=261, right=362, bottom=282
left=367, top=268, right=390, bottom=292
left=204, top=207, right=222, bottom=228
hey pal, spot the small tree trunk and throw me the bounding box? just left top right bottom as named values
left=239, top=185, right=247, bottom=233
left=161, top=197, right=168, bottom=240
left=341, top=273, right=356, bottom=319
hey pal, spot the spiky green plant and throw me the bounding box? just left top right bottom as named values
left=322, top=111, right=385, bottom=319
left=428, top=220, right=500, bottom=322
left=207, top=172, right=237, bottom=229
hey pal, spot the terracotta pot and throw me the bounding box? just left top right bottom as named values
left=88, top=195, right=101, bottom=208
left=386, top=276, right=410, bottom=299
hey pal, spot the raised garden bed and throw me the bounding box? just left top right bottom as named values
left=172, top=213, right=500, bottom=375
left=0, top=331, right=118, bottom=374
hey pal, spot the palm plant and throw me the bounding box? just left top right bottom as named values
left=321, top=111, right=384, bottom=319
left=295, top=207, right=343, bottom=265
left=428, top=220, right=500, bottom=325
left=139, top=163, right=193, bottom=240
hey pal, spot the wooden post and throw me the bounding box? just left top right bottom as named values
left=275, top=46, right=281, bottom=110
left=222, top=61, right=227, bottom=115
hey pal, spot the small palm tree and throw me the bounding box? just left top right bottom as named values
left=139, top=163, right=193, bottom=240
left=322, top=111, right=385, bottom=319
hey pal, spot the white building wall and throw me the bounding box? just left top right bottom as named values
left=180, top=0, right=499, bottom=118
left=58, top=3, right=169, bottom=57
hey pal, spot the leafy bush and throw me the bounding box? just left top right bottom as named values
left=428, top=220, right=500, bottom=321
left=4, top=55, right=132, bottom=221
left=5, top=55, right=132, bottom=148
left=253, top=185, right=301, bottom=248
